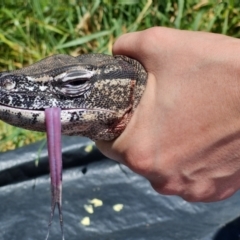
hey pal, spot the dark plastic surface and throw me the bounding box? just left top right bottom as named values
left=0, top=136, right=239, bottom=240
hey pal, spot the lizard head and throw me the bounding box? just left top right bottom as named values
left=0, top=54, right=147, bottom=140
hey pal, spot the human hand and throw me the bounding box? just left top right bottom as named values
left=96, top=27, right=240, bottom=202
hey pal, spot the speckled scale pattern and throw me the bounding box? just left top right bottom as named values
left=0, top=54, right=147, bottom=141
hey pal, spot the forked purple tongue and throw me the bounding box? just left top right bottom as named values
left=44, top=107, right=64, bottom=240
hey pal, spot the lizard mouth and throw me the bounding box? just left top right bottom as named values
left=0, top=104, right=118, bottom=135
left=0, top=103, right=116, bottom=114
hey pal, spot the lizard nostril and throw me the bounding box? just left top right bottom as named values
left=2, top=78, right=16, bottom=90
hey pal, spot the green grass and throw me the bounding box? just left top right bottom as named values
left=0, top=0, right=240, bottom=151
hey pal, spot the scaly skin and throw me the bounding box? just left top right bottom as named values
left=0, top=53, right=147, bottom=239
left=0, top=54, right=147, bottom=141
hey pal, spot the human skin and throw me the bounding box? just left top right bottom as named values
left=96, top=27, right=240, bottom=202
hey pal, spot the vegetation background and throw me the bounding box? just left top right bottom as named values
left=0, top=0, right=239, bottom=151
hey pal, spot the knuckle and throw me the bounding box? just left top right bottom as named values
left=217, top=191, right=235, bottom=201
left=133, top=27, right=162, bottom=59
left=123, top=146, right=175, bottom=178
left=125, top=152, right=153, bottom=177
left=151, top=181, right=181, bottom=196
left=181, top=184, right=216, bottom=202
left=180, top=182, right=238, bottom=202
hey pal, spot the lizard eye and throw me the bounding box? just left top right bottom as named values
left=66, top=78, right=88, bottom=86
left=57, top=70, right=94, bottom=97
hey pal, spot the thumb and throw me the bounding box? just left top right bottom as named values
left=113, top=31, right=143, bottom=58
left=112, top=27, right=163, bottom=73
left=113, top=30, right=152, bottom=68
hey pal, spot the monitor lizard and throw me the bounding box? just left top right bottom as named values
left=0, top=53, right=147, bottom=239
left=0, top=53, right=147, bottom=141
